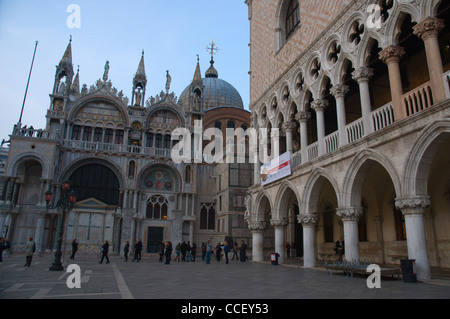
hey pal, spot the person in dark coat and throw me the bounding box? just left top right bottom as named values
left=239, top=240, right=247, bottom=262
left=181, top=241, right=187, bottom=262
left=70, top=239, right=78, bottom=260
left=164, top=242, right=172, bottom=264
left=99, top=240, right=110, bottom=264
left=124, top=241, right=130, bottom=262
left=0, top=237, right=11, bottom=263
left=191, top=242, right=197, bottom=262
left=216, top=243, right=222, bottom=262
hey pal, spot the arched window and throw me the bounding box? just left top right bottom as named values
left=93, top=127, right=103, bottom=142
left=164, top=135, right=171, bottom=149
left=155, top=134, right=162, bottom=148
left=82, top=126, right=92, bottom=141
left=227, top=121, right=236, bottom=129
left=146, top=195, right=168, bottom=220
left=146, top=132, right=154, bottom=148
left=200, top=203, right=215, bottom=230
left=285, top=0, right=300, bottom=39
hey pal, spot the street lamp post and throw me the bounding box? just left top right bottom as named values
left=45, top=180, right=77, bottom=271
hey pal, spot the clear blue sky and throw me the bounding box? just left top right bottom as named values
left=0, top=0, right=250, bottom=141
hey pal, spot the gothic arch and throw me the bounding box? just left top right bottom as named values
left=342, top=148, right=402, bottom=207
left=274, top=180, right=301, bottom=220
left=403, top=119, right=450, bottom=196
left=302, top=167, right=340, bottom=215
left=253, top=190, right=274, bottom=223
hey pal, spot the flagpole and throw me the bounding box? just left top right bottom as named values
left=18, top=41, right=39, bottom=125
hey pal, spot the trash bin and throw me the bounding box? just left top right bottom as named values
left=271, top=253, right=279, bottom=265
left=400, top=259, right=417, bottom=283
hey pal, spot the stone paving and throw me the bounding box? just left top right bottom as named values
left=1, top=254, right=450, bottom=300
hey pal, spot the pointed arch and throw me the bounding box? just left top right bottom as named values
left=342, top=148, right=402, bottom=207
left=274, top=180, right=301, bottom=220
left=302, top=167, right=340, bottom=215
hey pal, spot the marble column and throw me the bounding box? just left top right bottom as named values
left=295, top=111, right=310, bottom=164
left=249, top=221, right=266, bottom=262
left=282, top=122, right=296, bottom=153
left=330, top=84, right=349, bottom=146
left=379, top=46, right=406, bottom=121
left=395, top=196, right=431, bottom=281
left=34, top=211, right=47, bottom=253
left=271, top=218, right=287, bottom=264
left=336, top=207, right=363, bottom=262
left=413, top=17, right=446, bottom=103
left=298, top=213, right=319, bottom=268
left=311, top=100, right=328, bottom=156
left=352, top=67, right=374, bottom=134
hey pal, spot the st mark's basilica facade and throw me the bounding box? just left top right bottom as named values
left=0, top=39, right=252, bottom=257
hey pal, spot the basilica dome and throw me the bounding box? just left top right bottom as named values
left=178, top=61, right=244, bottom=111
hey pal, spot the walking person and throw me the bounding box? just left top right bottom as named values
left=70, top=239, right=79, bottom=260
left=24, top=237, right=35, bottom=267
left=191, top=242, right=197, bottom=262
left=159, top=241, right=165, bottom=262
left=99, top=240, right=110, bottom=264
left=201, top=242, right=206, bottom=261
left=0, top=237, right=11, bottom=263
left=216, top=242, right=222, bottom=262
left=137, top=239, right=143, bottom=261
left=186, top=241, right=193, bottom=262
left=132, top=240, right=139, bottom=262
left=124, top=241, right=130, bottom=262
left=164, top=241, right=173, bottom=264
left=175, top=242, right=181, bottom=262
left=239, top=240, right=247, bottom=262
left=334, top=237, right=345, bottom=262
left=181, top=241, right=187, bottom=262
left=205, top=240, right=213, bottom=264
left=223, top=240, right=229, bottom=264
left=232, top=242, right=239, bottom=260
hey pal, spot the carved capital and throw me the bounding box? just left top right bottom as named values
left=395, top=196, right=430, bottom=213
left=352, top=67, right=374, bottom=82
left=413, top=17, right=445, bottom=40
left=282, top=121, right=297, bottom=133
left=298, top=213, right=319, bottom=226
left=336, top=207, right=363, bottom=222
left=330, top=84, right=349, bottom=98
left=270, top=218, right=288, bottom=227
left=311, top=99, right=329, bottom=112
left=248, top=221, right=266, bottom=231
left=295, top=111, right=311, bottom=122
left=379, top=46, right=405, bottom=64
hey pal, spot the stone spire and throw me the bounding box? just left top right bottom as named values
left=193, top=55, right=203, bottom=85
left=70, top=66, right=80, bottom=95
left=132, top=50, right=147, bottom=107
left=59, top=36, right=73, bottom=69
